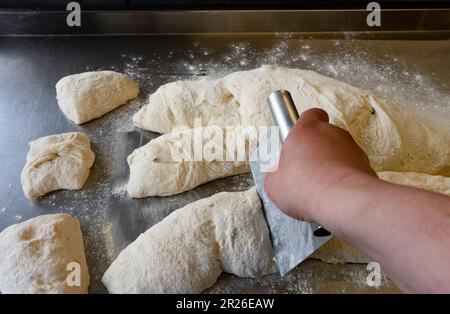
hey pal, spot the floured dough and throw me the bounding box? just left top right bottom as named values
left=378, top=171, right=450, bottom=196
left=311, top=237, right=370, bottom=264
left=0, top=214, right=89, bottom=293
left=134, top=65, right=450, bottom=176
left=56, top=71, right=139, bottom=124
left=21, top=132, right=95, bottom=199
left=127, top=126, right=249, bottom=197
left=130, top=65, right=449, bottom=266
left=133, top=79, right=241, bottom=133
left=102, top=188, right=275, bottom=293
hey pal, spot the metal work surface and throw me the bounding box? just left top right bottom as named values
left=0, top=10, right=449, bottom=294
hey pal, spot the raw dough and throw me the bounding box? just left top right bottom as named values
left=378, top=171, right=450, bottom=196
left=130, top=65, right=449, bottom=266
left=134, top=65, right=450, bottom=176
left=21, top=132, right=95, bottom=199
left=133, top=79, right=241, bottom=133
left=0, top=214, right=89, bottom=293
left=127, top=126, right=249, bottom=197
left=311, top=237, right=370, bottom=264
left=102, top=188, right=276, bottom=293
left=56, top=71, right=139, bottom=124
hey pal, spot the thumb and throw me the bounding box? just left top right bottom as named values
left=264, top=170, right=275, bottom=200
left=264, top=169, right=282, bottom=207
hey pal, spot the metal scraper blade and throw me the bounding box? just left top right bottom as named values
left=249, top=127, right=332, bottom=276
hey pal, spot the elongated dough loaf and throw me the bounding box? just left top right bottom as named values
left=21, top=132, right=95, bottom=199
left=102, top=188, right=276, bottom=294
left=134, top=65, right=450, bottom=176
left=127, top=126, right=250, bottom=197
left=56, top=71, right=139, bottom=124
left=0, top=214, right=90, bottom=293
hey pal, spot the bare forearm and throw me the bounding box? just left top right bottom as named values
left=264, top=108, right=450, bottom=292
left=315, top=174, right=450, bottom=292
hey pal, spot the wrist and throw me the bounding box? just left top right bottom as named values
left=309, top=169, right=381, bottom=231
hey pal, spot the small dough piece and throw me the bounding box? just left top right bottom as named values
left=102, top=188, right=275, bottom=294
left=21, top=132, right=95, bottom=199
left=0, top=214, right=90, bottom=293
left=56, top=71, right=139, bottom=124
left=127, top=126, right=249, bottom=197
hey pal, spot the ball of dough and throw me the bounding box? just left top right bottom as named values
left=56, top=71, right=139, bottom=124
left=21, top=132, right=95, bottom=199
left=0, top=214, right=90, bottom=293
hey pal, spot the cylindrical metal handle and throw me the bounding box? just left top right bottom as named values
left=268, top=90, right=299, bottom=143
left=267, top=90, right=331, bottom=238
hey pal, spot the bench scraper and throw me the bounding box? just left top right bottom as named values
left=250, top=90, right=332, bottom=276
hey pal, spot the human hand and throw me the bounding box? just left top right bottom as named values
left=264, top=108, right=377, bottom=222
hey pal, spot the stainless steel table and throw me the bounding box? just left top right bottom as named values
left=0, top=10, right=448, bottom=293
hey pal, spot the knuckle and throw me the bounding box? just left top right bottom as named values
left=264, top=172, right=278, bottom=199
left=300, top=108, right=329, bottom=122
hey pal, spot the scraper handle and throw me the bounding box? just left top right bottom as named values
left=268, top=90, right=300, bottom=142
left=267, top=90, right=331, bottom=238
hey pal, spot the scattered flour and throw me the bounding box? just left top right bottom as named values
left=111, top=184, right=128, bottom=198
left=175, top=39, right=449, bottom=125
left=102, top=223, right=116, bottom=264
left=206, top=260, right=399, bottom=294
